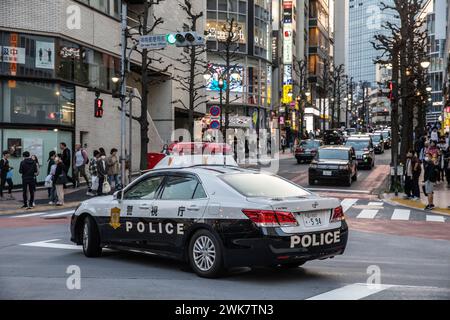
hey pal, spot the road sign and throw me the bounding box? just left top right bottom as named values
left=139, top=35, right=167, bottom=50
left=210, top=106, right=221, bottom=117
left=210, top=120, right=220, bottom=130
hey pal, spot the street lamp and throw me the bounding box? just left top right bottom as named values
left=420, top=61, right=431, bottom=69
left=426, top=85, right=432, bottom=92
left=111, top=76, right=120, bottom=83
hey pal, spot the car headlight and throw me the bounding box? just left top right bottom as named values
left=338, top=165, right=349, bottom=170
left=310, top=163, right=318, bottom=169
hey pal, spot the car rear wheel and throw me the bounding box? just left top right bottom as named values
left=189, top=229, right=224, bottom=278
left=82, top=216, right=102, bottom=258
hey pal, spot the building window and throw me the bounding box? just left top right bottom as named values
left=0, top=80, right=75, bottom=127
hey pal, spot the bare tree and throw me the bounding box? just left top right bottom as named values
left=171, top=0, right=207, bottom=140
left=124, top=0, right=169, bottom=170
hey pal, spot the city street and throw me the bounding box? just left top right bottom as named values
left=1, top=152, right=449, bottom=300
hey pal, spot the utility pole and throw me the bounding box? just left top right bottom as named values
left=119, top=1, right=127, bottom=188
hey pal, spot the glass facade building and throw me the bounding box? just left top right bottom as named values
left=348, top=0, right=398, bottom=86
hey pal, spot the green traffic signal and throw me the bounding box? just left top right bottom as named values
left=166, top=33, right=177, bottom=45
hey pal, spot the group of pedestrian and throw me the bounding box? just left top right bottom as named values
left=0, top=142, right=123, bottom=210
left=405, top=128, right=450, bottom=211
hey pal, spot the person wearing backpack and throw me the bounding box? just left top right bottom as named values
left=73, top=144, right=90, bottom=189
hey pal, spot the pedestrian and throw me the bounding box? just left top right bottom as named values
left=281, top=136, right=286, bottom=154
left=99, top=147, right=106, bottom=157
left=60, top=142, right=74, bottom=187
left=445, top=146, right=450, bottom=188
left=96, top=151, right=108, bottom=196
left=430, top=128, right=439, bottom=143
left=445, top=132, right=450, bottom=147
left=47, top=154, right=58, bottom=205
left=46, top=151, right=56, bottom=200
left=19, top=151, right=38, bottom=209
left=88, top=150, right=100, bottom=196
left=423, top=154, right=437, bottom=211
left=53, top=157, right=67, bottom=206
left=106, top=148, right=120, bottom=190
left=73, top=143, right=90, bottom=190
left=403, top=150, right=414, bottom=199
left=0, top=150, right=14, bottom=200
left=411, top=152, right=421, bottom=200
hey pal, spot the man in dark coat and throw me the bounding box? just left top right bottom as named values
left=19, top=151, right=38, bottom=209
left=60, top=142, right=74, bottom=186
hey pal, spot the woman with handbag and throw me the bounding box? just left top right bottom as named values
left=53, top=157, right=67, bottom=206
left=96, top=152, right=109, bottom=196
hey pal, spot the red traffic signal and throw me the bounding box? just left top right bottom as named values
left=388, top=81, right=397, bottom=102
left=94, top=98, right=104, bottom=118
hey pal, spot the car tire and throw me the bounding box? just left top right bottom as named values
left=309, top=178, right=315, bottom=186
left=189, top=229, right=224, bottom=278
left=82, top=216, right=102, bottom=258
left=297, top=159, right=302, bottom=164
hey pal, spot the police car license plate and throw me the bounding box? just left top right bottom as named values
left=302, top=212, right=324, bottom=227
left=323, top=170, right=332, bottom=176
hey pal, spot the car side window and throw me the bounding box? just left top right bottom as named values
left=123, top=176, right=165, bottom=200
left=160, top=176, right=199, bottom=200
left=193, top=183, right=207, bottom=199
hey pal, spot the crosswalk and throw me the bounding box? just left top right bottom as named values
left=5, top=199, right=449, bottom=223
left=342, top=199, right=448, bottom=223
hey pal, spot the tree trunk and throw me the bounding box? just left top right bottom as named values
left=139, top=4, right=150, bottom=170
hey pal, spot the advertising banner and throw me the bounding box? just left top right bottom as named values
left=1, top=46, right=25, bottom=64
left=36, top=41, right=55, bottom=69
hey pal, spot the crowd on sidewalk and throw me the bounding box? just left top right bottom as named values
left=0, top=143, right=127, bottom=210
left=404, top=127, right=450, bottom=211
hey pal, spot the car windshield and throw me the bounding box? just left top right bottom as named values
left=371, top=135, right=381, bottom=143
left=346, top=140, right=369, bottom=151
left=301, top=141, right=320, bottom=149
left=221, top=174, right=311, bottom=198
left=382, top=132, right=390, bottom=139
left=318, top=149, right=349, bottom=160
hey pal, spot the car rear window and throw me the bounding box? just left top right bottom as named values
left=301, top=141, right=320, bottom=148
left=318, top=149, right=349, bottom=160
left=221, top=174, right=311, bottom=198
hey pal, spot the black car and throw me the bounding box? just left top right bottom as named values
left=345, top=136, right=375, bottom=170
left=323, top=130, right=344, bottom=145
left=309, top=146, right=358, bottom=187
left=295, top=140, right=322, bottom=163
left=370, top=133, right=385, bottom=154
left=376, top=131, right=391, bottom=149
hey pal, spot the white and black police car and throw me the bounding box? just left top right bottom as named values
left=70, top=154, right=348, bottom=278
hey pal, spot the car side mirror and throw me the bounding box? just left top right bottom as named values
left=113, top=190, right=123, bottom=202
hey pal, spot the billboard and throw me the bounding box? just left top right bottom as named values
left=206, top=64, right=244, bottom=93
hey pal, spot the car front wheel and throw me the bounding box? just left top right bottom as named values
left=82, top=216, right=102, bottom=257
left=189, top=229, right=224, bottom=278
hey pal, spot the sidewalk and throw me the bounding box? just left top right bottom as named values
left=0, top=185, right=92, bottom=216
left=384, top=182, right=450, bottom=216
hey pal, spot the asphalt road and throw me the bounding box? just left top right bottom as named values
left=0, top=221, right=449, bottom=300
left=1, top=151, right=449, bottom=300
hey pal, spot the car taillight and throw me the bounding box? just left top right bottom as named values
left=242, top=209, right=298, bottom=227
left=330, top=206, right=345, bottom=223
left=296, top=148, right=304, bottom=153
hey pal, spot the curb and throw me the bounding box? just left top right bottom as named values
left=0, top=203, right=79, bottom=216
left=381, top=193, right=450, bottom=217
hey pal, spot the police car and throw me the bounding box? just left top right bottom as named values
left=70, top=155, right=348, bottom=278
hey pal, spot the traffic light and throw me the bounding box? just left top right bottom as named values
left=166, top=32, right=204, bottom=47
left=94, top=98, right=104, bottom=118
left=388, top=81, right=398, bottom=103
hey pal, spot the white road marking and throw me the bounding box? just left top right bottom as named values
left=307, top=283, right=395, bottom=300
left=391, top=209, right=411, bottom=221
left=20, top=239, right=80, bottom=250
left=41, top=210, right=74, bottom=218
left=308, top=188, right=371, bottom=194
left=368, top=202, right=383, bottom=207
left=341, top=199, right=358, bottom=213
left=426, top=215, right=446, bottom=223
left=356, top=209, right=379, bottom=219
left=10, top=211, right=52, bottom=218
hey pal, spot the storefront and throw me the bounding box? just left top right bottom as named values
left=0, top=30, right=119, bottom=184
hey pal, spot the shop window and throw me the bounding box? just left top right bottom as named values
left=0, top=80, right=75, bottom=127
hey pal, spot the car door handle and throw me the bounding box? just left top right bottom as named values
left=187, top=206, right=200, bottom=211
left=139, top=204, right=151, bottom=209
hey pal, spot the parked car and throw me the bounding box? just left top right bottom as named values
left=295, top=140, right=322, bottom=164
left=309, top=146, right=358, bottom=187
left=376, top=130, right=391, bottom=149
